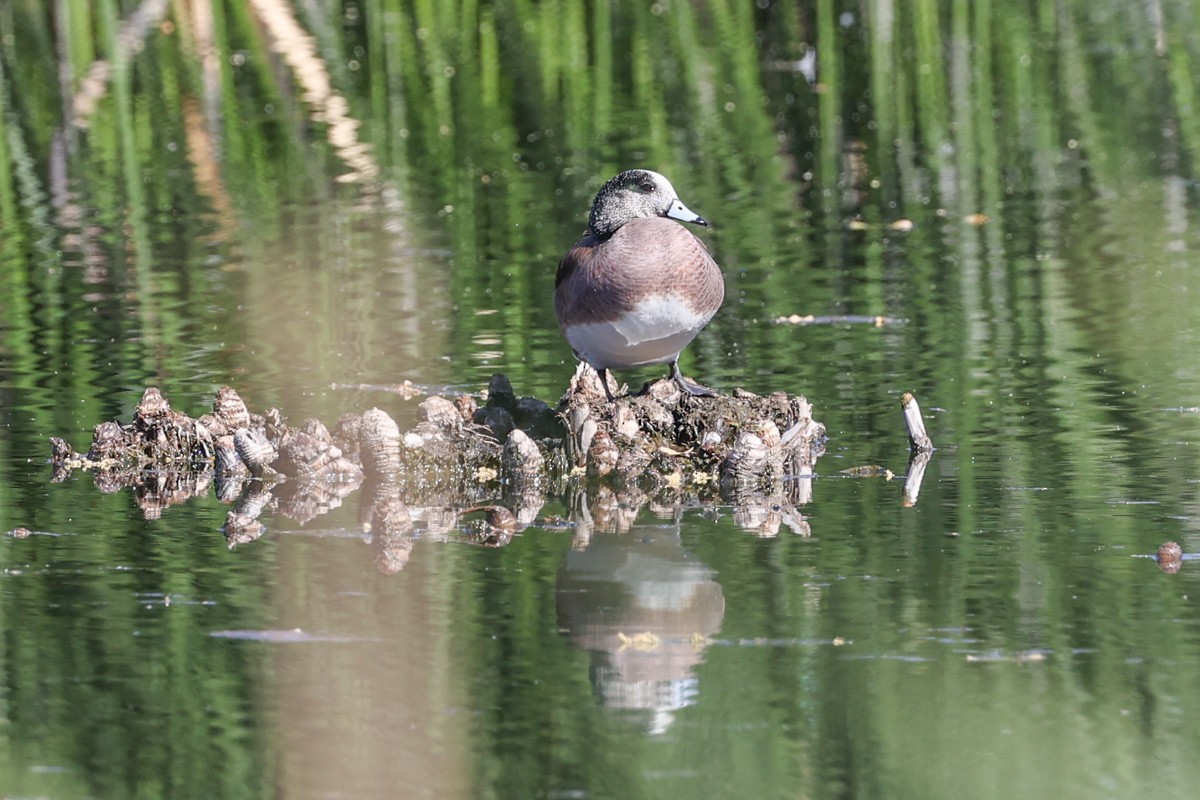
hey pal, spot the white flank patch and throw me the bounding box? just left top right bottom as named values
left=565, top=294, right=712, bottom=370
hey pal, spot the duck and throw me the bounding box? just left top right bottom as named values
left=554, top=169, right=725, bottom=402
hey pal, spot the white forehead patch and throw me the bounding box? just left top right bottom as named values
left=642, top=170, right=678, bottom=198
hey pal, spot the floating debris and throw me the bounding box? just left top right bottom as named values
left=461, top=505, right=519, bottom=547
left=845, top=218, right=914, bottom=232
left=965, top=650, right=1049, bottom=664
left=841, top=465, right=893, bottom=478
left=772, top=314, right=904, bottom=327
left=1157, top=540, right=1183, bottom=574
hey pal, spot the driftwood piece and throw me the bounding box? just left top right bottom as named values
left=898, top=392, right=935, bottom=506
left=901, top=392, right=934, bottom=452
left=1157, top=541, right=1183, bottom=574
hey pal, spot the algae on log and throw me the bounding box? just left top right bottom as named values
left=47, top=366, right=827, bottom=554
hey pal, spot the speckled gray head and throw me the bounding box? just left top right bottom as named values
left=587, top=169, right=708, bottom=238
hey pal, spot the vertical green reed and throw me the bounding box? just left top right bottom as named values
left=67, top=0, right=96, bottom=79
left=0, top=47, right=14, bottom=227
left=591, top=0, right=613, bottom=162
left=100, top=0, right=158, bottom=363
left=0, top=40, right=32, bottom=440
left=868, top=0, right=896, bottom=205
left=1163, top=5, right=1199, bottom=163
left=814, top=0, right=840, bottom=216
left=364, top=0, right=392, bottom=162
left=972, top=0, right=999, bottom=215
left=912, top=0, right=950, bottom=193
left=890, top=4, right=918, bottom=200
left=628, top=0, right=668, bottom=166
left=949, top=0, right=974, bottom=213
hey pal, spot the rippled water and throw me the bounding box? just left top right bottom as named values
left=6, top=177, right=1200, bottom=799
left=4, top=2, right=1200, bottom=798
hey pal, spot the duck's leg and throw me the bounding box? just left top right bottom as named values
left=597, top=367, right=618, bottom=402
left=670, top=361, right=718, bottom=397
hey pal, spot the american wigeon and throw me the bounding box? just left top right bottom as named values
left=554, top=169, right=725, bottom=401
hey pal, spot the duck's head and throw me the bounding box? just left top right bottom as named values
left=587, top=169, right=707, bottom=238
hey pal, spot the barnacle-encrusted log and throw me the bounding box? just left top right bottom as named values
left=561, top=375, right=825, bottom=492
left=500, top=429, right=548, bottom=522
left=54, top=388, right=217, bottom=470
left=51, top=378, right=828, bottom=487
left=234, top=428, right=278, bottom=478
left=502, top=428, right=544, bottom=480
left=50, top=436, right=73, bottom=462
left=46, top=372, right=828, bottom=538
left=276, top=422, right=362, bottom=480
left=587, top=429, right=619, bottom=478
left=199, top=386, right=252, bottom=437
left=452, top=394, right=477, bottom=424
left=609, top=404, right=639, bottom=441
left=331, top=412, right=364, bottom=463
left=722, top=420, right=783, bottom=486
left=89, top=421, right=127, bottom=461
left=402, top=393, right=503, bottom=474
left=358, top=407, right=402, bottom=477
left=135, top=386, right=170, bottom=420
left=214, top=435, right=247, bottom=477
left=418, top=396, right=462, bottom=430
left=214, top=385, right=251, bottom=429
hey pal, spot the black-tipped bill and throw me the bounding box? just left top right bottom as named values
left=666, top=199, right=708, bottom=227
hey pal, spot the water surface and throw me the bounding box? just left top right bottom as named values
left=2, top=2, right=1200, bottom=798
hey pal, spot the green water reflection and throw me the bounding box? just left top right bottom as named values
left=2, top=0, right=1200, bottom=798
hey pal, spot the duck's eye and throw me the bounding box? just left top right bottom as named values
left=637, top=181, right=655, bottom=193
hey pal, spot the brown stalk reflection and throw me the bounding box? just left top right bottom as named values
left=248, top=0, right=380, bottom=185
left=70, top=0, right=378, bottom=185
left=182, top=96, right=237, bottom=239
left=71, top=0, right=171, bottom=126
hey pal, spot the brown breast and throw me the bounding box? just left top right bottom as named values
left=554, top=218, right=724, bottom=327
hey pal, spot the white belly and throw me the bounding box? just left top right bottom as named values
left=564, top=294, right=713, bottom=370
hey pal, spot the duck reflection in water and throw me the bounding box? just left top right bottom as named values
left=556, top=511, right=725, bottom=734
